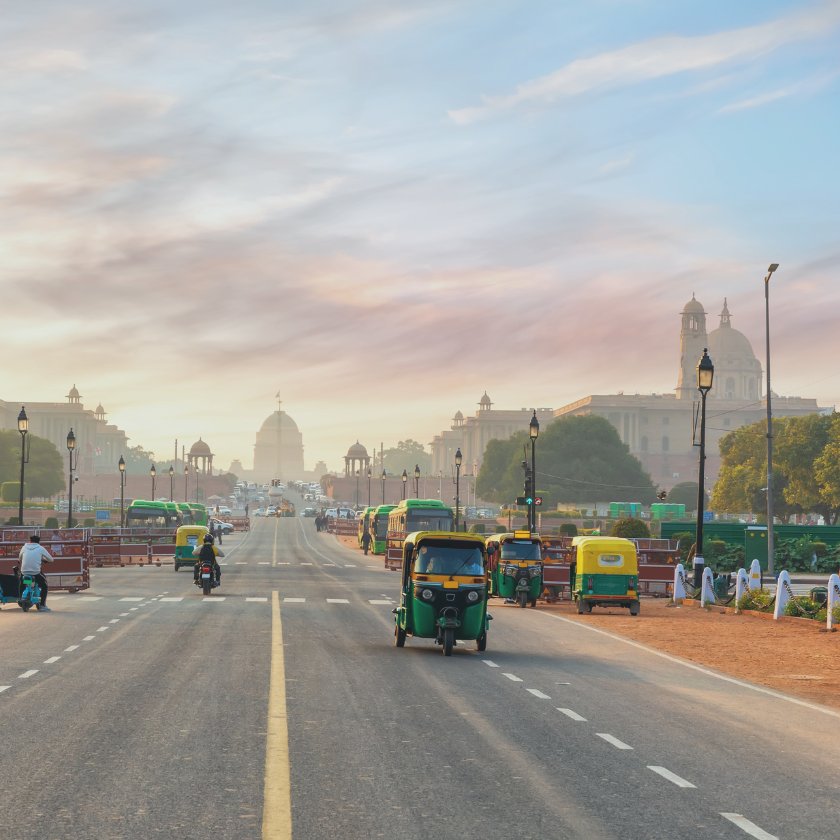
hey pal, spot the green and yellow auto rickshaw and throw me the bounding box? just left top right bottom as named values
left=486, top=531, right=543, bottom=608
left=569, top=536, right=640, bottom=615
left=394, top=531, right=490, bottom=656
left=173, top=525, right=210, bottom=571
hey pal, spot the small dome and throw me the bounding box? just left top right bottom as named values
left=69, top=385, right=80, bottom=397
left=346, top=441, right=368, bottom=458
left=259, top=411, right=299, bottom=433
left=95, top=403, right=105, bottom=415
left=190, top=438, right=212, bottom=455
left=682, top=293, right=705, bottom=313
left=453, top=410, right=464, bottom=420
left=479, top=392, right=492, bottom=406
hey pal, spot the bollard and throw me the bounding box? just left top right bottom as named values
left=700, top=566, right=715, bottom=606
left=748, top=559, right=761, bottom=592
left=773, top=570, right=791, bottom=620
left=735, top=568, right=749, bottom=604
left=673, top=563, right=686, bottom=601
left=828, top=573, right=840, bottom=631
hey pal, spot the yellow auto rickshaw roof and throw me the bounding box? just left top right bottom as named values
left=176, top=525, right=210, bottom=544
left=406, top=531, right=487, bottom=548
left=573, top=536, right=638, bottom=570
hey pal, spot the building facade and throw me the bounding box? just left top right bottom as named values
left=252, top=410, right=305, bottom=481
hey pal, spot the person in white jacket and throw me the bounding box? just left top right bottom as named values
left=18, top=534, right=54, bottom=611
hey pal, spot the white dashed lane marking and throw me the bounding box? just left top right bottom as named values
left=64, top=646, right=79, bottom=652
left=596, top=733, right=633, bottom=750
left=0, top=686, right=10, bottom=693
left=526, top=689, right=551, bottom=699
left=109, top=619, right=120, bottom=624
left=327, top=599, right=350, bottom=604
left=82, top=636, right=95, bottom=641
left=44, top=657, right=61, bottom=664
left=160, top=598, right=183, bottom=602
left=647, top=766, right=695, bottom=788
left=96, top=627, right=108, bottom=632
left=720, top=814, right=777, bottom=839
left=246, top=597, right=268, bottom=602
left=557, top=708, right=587, bottom=721
left=120, top=598, right=143, bottom=602
left=258, top=562, right=270, bottom=565
left=202, top=598, right=225, bottom=602
left=369, top=600, right=392, bottom=605
left=300, top=563, right=312, bottom=566
left=344, top=564, right=356, bottom=567
left=502, top=673, right=522, bottom=682
left=18, top=671, right=38, bottom=679
left=482, top=660, right=499, bottom=667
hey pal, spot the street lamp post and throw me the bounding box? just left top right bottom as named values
left=529, top=410, right=539, bottom=533
left=454, top=448, right=462, bottom=533
left=694, top=348, right=715, bottom=595
left=17, top=407, right=28, bottom=527
left=401, top=469, right=407, bottom=500
left=381, top=470, right=386, bottom=505
left=414, top=465, right=420, bottom=499
left=355, top=469, right=360, bottom=507
left=195, top=465, right=199, bottom=503
left=150, top=464, right=156, bottom=501
left=764, top=263, right=779, bottom=576
left=118, top=456, right=126, bottom=527
left=66, top=428, right=76, bottom=528
left=367, top=468, right=371, bottom=507
left=169, top=466, right=174, bottom=502
left=184, top=464, right=189, bottom=503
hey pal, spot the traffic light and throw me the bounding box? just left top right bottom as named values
left=534, top=497, right=542, bottom=506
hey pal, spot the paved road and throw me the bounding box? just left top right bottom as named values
left=1, top=508, right=838, bottom=839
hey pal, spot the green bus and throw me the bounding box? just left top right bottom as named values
left=370, top=505, right=396, bottom=554
left=388, top=499, right=454, bottom=535
left=125, top=500, right=182, bottom=529
left=184, top=503, right=207, bottom=526
left=357, top=506, right=375, bottom=547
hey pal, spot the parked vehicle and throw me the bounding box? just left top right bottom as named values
left=254, top=508, right=266, bottom=517
left=394, top=532, right=490, bottom=656
left=486, top=531, right=543, bottom=608
left=570, top=536, right=640, bottom=615
left=357, top=507, right=374, bottom=546
left=209, top=518, right=234, bottom=535
left=267, top=506, right=277, bottom=516
left=125, top=500, right=182, bottom=529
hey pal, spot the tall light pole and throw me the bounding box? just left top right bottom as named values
left=184, top=464, right=189, bottom=503
left=381, top=470, right=386, bottom=505
left=118, top=455, right=126, bottom=527
left=66, top=428, right=76, bottom=528
left=169, top=465, right=174, bottom=502
left=150, top=463, right=156, bottom=501
left=454, top=448, right=462, bottom=532
left=438, top=470, right=442, bottom=501
left=764, top=263, right=779, bottom=575
left=195, top=465, right=200, bottom=503
left=367, top=467, right=371, bottom=507
left=355, top=468, right=360, bottom=507
left=17, top=407, right=28, bottom=527
left=694, top=349, right=715, bottom=594
left=529, top=410, right=539, bottom=533
left=401, top=469, right=407, bottom=500
left=414, top=464, right=420, bottom=499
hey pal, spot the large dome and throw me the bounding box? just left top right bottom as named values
left=346, top=441, right=368, bottom=458
left=682, top=294, right=705, bottom=313
left=190, top=438, right=212, bottom=455
left=259, top=411, right=299, bottom=433
left=707, top=326, right=756, bottom=361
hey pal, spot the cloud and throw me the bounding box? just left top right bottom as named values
left=449, top=1, right=840, bottom=123
left=597, top=152, right=635, bottom=176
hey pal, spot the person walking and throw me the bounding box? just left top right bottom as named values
left=361, top=529, right=372, bottom=556
left=215, top=521, right=223, bottom=545
left=18, top=534, right=54, bottom=611
left=315, top=515, right=322, bottom=533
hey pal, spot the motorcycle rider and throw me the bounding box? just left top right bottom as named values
left=192, top=533, right=224, bottom=586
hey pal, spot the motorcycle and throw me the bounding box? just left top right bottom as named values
left=18, top=569, right=42, bottom=612
left=194, top=561, right=219, bottom=596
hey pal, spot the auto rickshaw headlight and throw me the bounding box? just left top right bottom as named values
left=421, top=588, right=434, bottom=601
left=466, top=590, right=480, bottom=602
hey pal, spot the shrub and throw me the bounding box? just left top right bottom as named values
left=495, top=525, right=507, bottom=533
left=582, top=520, right=594, bottom=528
left=813, top=542, right=828, bottom=558
left=601, top=520, right=612, bottom=535
left=83, top=518, right=95, bottom=527
left=0, top=482, right=26, bottom=503
left=44, top=517, right=59, bottom=529
left=610, top=518, right=651, bottom=539
left=783, top=596, right=822, bottom=619
left=708, top=540, right=727, bottom=558
left=736, top=587, right=774, bottom=613
left=5, top=517, right=19, bottom=526
left=469, top=523, right=486, bottom=534
left=559, top=523, right=578, bottom=537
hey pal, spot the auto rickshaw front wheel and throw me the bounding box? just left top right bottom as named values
left=394, top=624, right=406, bottom=647
left=518, top=591, right=528, bottom=609
left=443, top=628, right=454, bottom=656
left=475, top=633, right=487, bottom=652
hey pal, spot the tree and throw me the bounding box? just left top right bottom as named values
left=0, top=430, right=64, bottom=498
left=610, top=518, right=651, bottom=539
left=475, top=415, right=656, bottom=506
left=381, top=440, right=432, bottom=476
left=667, top=482, right=709, bottom=511
left=813, top=414, right=840, bottom=524
left=121, top=444, right=156, bottom=473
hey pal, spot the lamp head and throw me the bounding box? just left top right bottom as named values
left=169, top=466, right=174, bottom=476
left=768, top=263, right=779, bottom=274
left=529, top=410, right=539, bottom=440
left=184, top=465, right=188, bottom=475
left=17, top=406, right=28, bottom=434
left=367, top=468, right=371, bottom=478
left=402, top=469, right=407, bottom=483
left=118, top=456, right=126, bottom=473
left=67, top=428, right=76, bottom=451
left=414, top=464, right=420, bottom=480
left=150, top=464, right=156, bottom=477
left=455, top=448, right=462, bottom=468
left=697, top=348, right=714, bottom=393
left=381, top=470, right=386, bottom=481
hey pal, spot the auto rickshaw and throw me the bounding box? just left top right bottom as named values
left=569, top=536, right=639, bottom=615
left=485, top=531, right=543, bottom=608
left=174, top=525, right=210, bottom=571
left=394, top=531, right=490, bottom=656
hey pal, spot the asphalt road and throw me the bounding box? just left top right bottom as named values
left=1, top=506, right=839, bottom=839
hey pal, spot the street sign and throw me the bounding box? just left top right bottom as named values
left=534, top=497, right=542, bottom=506
left=703, top=511, right=714, bottom=522
left=95, top=510, right=110, bottom=521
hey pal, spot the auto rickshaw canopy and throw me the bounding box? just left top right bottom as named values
left=176, top=525, right=210, bottom=548
left=572, top=536, right=638, bottom=576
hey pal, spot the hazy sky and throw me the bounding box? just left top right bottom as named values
left=2, top=1, right=839, bottom=471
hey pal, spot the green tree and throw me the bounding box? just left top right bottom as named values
left=476, top=415, right=655, bottom=506
left=610, top=517, right=651, bottom=539
left=813, top=414, right=840, bottom=524
left=0, top=430, right=64, bottom=498
left=122, top=444, right=155, bottom=473
left=667, top=482, right=709, bottom=511
left=381, top=440, right=432, bottom=476
left=1, top=482, right=26, bottom=502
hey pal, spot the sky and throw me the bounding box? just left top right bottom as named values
left=1, top=0, right=839, bottom=472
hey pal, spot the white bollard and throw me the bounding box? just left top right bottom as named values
left=700, top=566, right=715, bottom=606
left=673, top=563, right=686, bottom=601
left=735, top=568, right=749, bottom=604
left=749, top=558, right=762, bottom=591
left=828, top=573, right=840, bottom=630
left=773, top=570, right=791, bottom=620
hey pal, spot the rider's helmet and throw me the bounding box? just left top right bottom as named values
left=203, top=533, right=215, bottom=544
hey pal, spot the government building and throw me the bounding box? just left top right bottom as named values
left=429, top=297, right=828, bottom=491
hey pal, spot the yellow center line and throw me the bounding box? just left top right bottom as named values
left=263, top=591, right=292, bottom=839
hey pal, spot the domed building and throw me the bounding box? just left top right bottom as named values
left=252, top=408, right=305, bottom=481
left=344, top=441, right=370, bottom=477
left=706, top=299, right=762, bottom=400
left=187, top=438, right=214, bottom=475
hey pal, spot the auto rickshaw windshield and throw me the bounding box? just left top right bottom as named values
left=413, top=541, right=484, bottom=576
left=499, top=541, right=540, bottom=561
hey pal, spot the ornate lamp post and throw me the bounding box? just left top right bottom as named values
left=169, top=465, right=174, bottom=502
left=118, top=455, right=126, bottom=527
left=401, top=469, right=407, bottom=500
left=355, top=468, right=360, bottom=507
left=454, top=448, right=462, bottom=533
left=195, top=465, right=200, bottom=503
left=367, top=467, right=371, bottom=507
left=414, top=464, right=420, bottom=499
left=184, top=464, right=189, bottom=503
left=380, top=470, right=386, bottom=505
left=17, top=407, right=28, bottom=527
left=66, top=428, right=76, bottom=528
left=694, top=348, right=715, bottom=594
left=529, top=410, right=539, bottom=532
left=150, top=463, right=156, bottom=501
left=764, top=263, right=779, bottom=575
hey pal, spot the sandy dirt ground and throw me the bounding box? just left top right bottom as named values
left=329, top=532, right=840, bottom=709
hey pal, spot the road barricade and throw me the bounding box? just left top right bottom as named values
left=0, top=527, right=90, bottom=592
left=385, top=531, right=406, bottom=571
left=328, top=518, right=359, bottom=537
left=219, top=516, right=250, bottom=532
left=88, top=528, right=177, bottom=567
